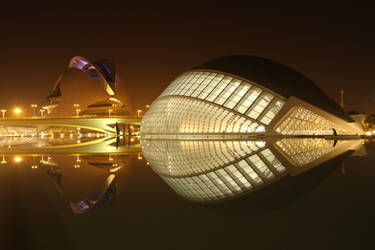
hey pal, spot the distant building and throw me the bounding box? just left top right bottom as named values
left=44, top=56, right=131, bottom=117
left=141, top=55, right=363, bottom=138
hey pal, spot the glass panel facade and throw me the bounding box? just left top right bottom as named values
left=246, top=92, right=274, bottom=119
left=234, top=86, right=262, bottom=114
left=259, top=99, right=285, bottom=125
left=141, top=97, right=263, bottom=134
left=224, top=83, right=251, bottom=109
left=144, top=71, right=287, bottom=136
left=275, top=107, right=351, bottom=135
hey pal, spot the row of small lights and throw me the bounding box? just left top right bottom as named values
left=1, top=154, right=149, bottom=169
left=0, top=155, right=111, bottom=169
left=1, top=104, right=46, bottom=118
left=1, top=103, right=77, bottom=118
left=1, top=104, right=150, bottom=118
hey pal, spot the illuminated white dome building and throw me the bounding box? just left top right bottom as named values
left=141, top=55, right=363, bottom=138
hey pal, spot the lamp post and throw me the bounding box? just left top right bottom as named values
left=137, top=109, right=142, bottom=117
left=40, top=109, right=45, bottom=117
left=73, top=104, right=80, bottom=117
left=108, top=109, right=113, bottom=117
left=30, top=104, right=38, bottom=117
left=1, top=109, right=6, bottom=119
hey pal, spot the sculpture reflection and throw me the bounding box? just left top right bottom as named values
left=142, top=138, right=364, bottom=203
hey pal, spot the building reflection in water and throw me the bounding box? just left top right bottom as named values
left=141, top=138, right=364, bottom=203
left=0, top=136, right=370, bottom=212
left=0, top=136, right=141, bottom=215
left=45, top=153, right=135, bottom=214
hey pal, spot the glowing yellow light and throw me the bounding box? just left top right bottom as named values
left=366, top=131, right=372, bottom=136
left=130, top=138, right=135, bottom=142
left=1, top=155, right=6, bottom=164
left=14, top=156, right=22, bottom=163
left=110, top=167, right=121, bottom=173
left=13, top=108, right=22, bottom=114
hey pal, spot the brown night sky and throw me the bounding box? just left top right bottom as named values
left=0, top=3, right=374, bottom=114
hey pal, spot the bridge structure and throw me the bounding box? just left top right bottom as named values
left=0, top=116, right=142, bottom=133
left=0, top=137, right=141, bottom=155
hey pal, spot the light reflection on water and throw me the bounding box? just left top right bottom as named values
left=141, top=138, right=364, bottom=203
left=0, top=137, right=370, bottom=209
left=1, top=137, right=375, bottom=250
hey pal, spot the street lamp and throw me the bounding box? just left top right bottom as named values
left=13, top=108, right=22, bottom=116
left=1, top=155, right=6, bottom=164
left=1, top=109, right=6, bottom=119
left=75, top=108, right=81, bottom=117
left=137, top=109, right=142, bottom=117
left=30, top=104, right=38, bottom=116
left=146, top=104, right=150, bottom=109
left=40, top=109, right=45, bottom=117
left=14, top=156, right=22, bottom=163
left=108, top=109, right=113, bottom=117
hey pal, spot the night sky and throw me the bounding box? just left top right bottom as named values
left=0, top=3, right=374, bottom=114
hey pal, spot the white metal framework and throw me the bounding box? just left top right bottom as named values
left=141, top=71, right=286, bottom=136
left=275, top=107, right=351, bottom=135
left=141, top=70, right=362, bottom=137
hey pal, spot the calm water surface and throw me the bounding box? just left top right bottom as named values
left=1, top=138, right=374, bottom=250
